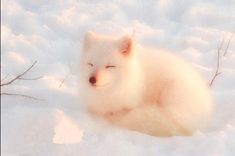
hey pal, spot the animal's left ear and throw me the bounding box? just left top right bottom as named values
left=82, top=31, right=96, bottom=52
left=118, top=36, right=133, bottom=56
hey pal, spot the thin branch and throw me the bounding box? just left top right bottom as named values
left=209, top=39, right=224, bottom=87
left=58, top=72, right=70, bottom=88
left=1, top=92, right=45, bottom=101
left=209, top=31, right=234, bottom=87
left=1, top=61, right=44, bottom=101
left=223, top=31, right=234, bottom=56
left=1, top=61, right=37, bottom=86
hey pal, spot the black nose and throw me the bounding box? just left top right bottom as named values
left=89, top=76, right=96, bottom=84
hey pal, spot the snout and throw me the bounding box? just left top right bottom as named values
left=88, top=71, right=110, bottom=88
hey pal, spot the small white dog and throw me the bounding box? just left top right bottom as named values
left=77, top=31, right=213, bottom=136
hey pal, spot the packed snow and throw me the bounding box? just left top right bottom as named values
left=1, top=0, right=235, bottom=155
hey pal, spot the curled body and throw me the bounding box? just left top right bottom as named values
left=77, top=31, right=213, bottom=136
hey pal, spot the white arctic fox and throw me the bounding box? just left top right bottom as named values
left=77, top=31, right=213, bottom=136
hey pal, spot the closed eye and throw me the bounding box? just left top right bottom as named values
left=88, top=63, right=93, bottom=67
left=105, top=65, right=116, bottom=69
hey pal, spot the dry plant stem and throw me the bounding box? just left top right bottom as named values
left=1, top=92, right=44, bottom=101
left=209, top=39, right=224, bottom=87
left=223, top=32, right=234, bottom=56
left=209, top=31, right=234, bottom=87
left=0, top=61, right=38, bottom=86
left=1, top=61, right=44, bottom=101
left=58, top=72, right=70, bottom=88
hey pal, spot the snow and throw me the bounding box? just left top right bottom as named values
left=1, top=0, right=235, bottom=155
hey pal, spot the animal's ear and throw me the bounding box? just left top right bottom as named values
left=118, top=36, right=133, bottom=56
left=82, top=31, right=96, bottom=52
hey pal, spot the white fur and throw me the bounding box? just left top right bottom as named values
left=77, top=32, right=213, bottom=136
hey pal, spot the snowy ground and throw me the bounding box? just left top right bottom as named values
left=1, top=0, right=235, bottom=155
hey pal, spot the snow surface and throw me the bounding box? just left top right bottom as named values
left=1, top=0, right=235, bottom=155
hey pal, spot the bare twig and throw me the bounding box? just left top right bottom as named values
left=209, top=31, right=234, bottom=87
left=1, top=61, right=44, bottom=101
left=1, top=92, right=44, bottom=101
left=58, top=72, right=70, bottom=88
left=1, top=61, right=38, bottom=86
left=223, top=31, right=234, bottom=56
left=209, top=39, right=224, bottom=86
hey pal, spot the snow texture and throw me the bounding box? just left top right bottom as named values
left=1, top=0, right=235, bottom=155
